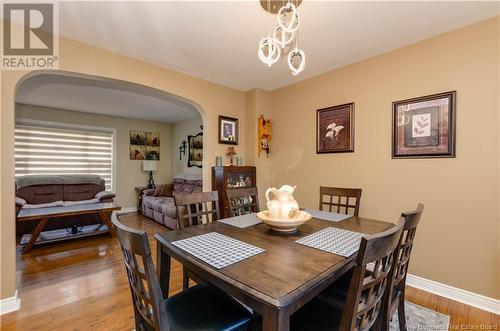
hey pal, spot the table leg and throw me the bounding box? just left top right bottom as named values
left=156, top=245, right=171, bottom=298
left=182, top=266, right=189, bottom=290
left=262, top=306, right=289, bottom=331
left=99, top=212, right=116, bottom=237
left=23, top=218, right=49, bottom=253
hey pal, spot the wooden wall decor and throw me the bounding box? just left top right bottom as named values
left=258, top=115, right=272, bottom=157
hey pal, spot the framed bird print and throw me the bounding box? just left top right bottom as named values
left=392, top=91, right=456, bottom=158
left=316, top=103, right=355, bottom=153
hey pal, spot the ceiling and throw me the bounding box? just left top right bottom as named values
left=16, top=74, right=200, bottom=123
left=52, top=1, right=500, bottom=91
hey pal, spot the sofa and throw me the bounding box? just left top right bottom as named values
left=142, top=176, right=202, bottom=229
left=15, top=175, right=115, bottom=236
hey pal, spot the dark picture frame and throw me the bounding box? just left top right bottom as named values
left=392, top=91, right=456, bottom=159
left=218, top=116, right=238, bottom=145
left=188, top=132, right=203, bottom=168
left=316, top=103, right=355, bottom=153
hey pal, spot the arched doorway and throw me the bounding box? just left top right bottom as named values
left=12, top=69, right=209, bottom=267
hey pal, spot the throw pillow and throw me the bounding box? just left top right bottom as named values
left=153, top=184, right=166, bottom=197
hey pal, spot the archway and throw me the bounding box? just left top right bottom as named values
left=10, top=71, right=209, bottom=255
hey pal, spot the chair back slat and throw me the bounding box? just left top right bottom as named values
left=340, top=220, right=403, bottom=331
left=175, top=191, right=220, bottom=228
left=319, top=186, right=362, bottom=216
left=112, top=215, right=169, bottom=331
left=393, top=203, right=424, bottom=286
left=226, top=187, right=260, bottom=216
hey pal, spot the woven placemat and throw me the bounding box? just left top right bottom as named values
left=296, top=227, right=364, bottom=257
left=172, top=232, right=265, bottom=269
left=218, top=213, right=262, bottom=228
left=303, top=209, right=352, bottom=222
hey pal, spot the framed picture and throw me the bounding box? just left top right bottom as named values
left=218, top=116, right=238, bottom=145
left=130, top=130, right=146, bottom=145
left=188, top=133, right=203, bottom=168
left=146, top=146, right=160, bottom=160
left=316, top=103, right=355, bottom=153
left=146, top=132, right=160, bottom=147
left=392, top=91, right=456, bottom=158
left=130, top=145, right=146, bottom=160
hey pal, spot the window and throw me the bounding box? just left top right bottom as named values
left=15, top=123, right=115, bottom=192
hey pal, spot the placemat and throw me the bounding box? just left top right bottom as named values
left=303, top=209, right=352, bottom=222
left=295, top=227, right=364, bottom=257
left=218, top=213, right=263, bottom=228
left=171, top=232, right=265, bottom=269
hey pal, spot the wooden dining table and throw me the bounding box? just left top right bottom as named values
left=154, top=215, right=392, bottom=331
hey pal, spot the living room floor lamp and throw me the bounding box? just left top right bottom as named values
left=143, top=160, right=157, bottom=189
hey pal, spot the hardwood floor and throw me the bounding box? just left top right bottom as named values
left=1, top=213, right=498, bottom=330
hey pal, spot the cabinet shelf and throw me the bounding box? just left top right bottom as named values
left=212, top=166, right=257, bottom=218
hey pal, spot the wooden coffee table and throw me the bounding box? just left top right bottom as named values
left=17, top=202, right=121, bottom=253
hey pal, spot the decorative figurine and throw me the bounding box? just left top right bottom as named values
left=226, top=146, right=237, bottom=165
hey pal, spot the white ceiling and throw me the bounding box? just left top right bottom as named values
left=52, top=1, right=500, bottom=91
left=16, top=74, right=200, bottom=123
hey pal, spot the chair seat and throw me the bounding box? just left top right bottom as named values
left=319, top=270, right=402, bottom=313
left=163, top=284, right=252, bottom=331
left=291, top=298, right=342, bottom=331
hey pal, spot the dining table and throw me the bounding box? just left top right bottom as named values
left=154, top=213, right=393, bottom=331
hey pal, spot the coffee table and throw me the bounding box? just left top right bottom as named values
left=17, top=202, right=121, bottom=253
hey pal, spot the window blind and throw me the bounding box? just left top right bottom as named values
left=15, top=124, right=114, bottom=191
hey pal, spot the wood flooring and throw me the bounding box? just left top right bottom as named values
left=1, top=213, right=498, bottom=330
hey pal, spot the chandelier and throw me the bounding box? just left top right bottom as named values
left=258, top=0, right=305, bottom=76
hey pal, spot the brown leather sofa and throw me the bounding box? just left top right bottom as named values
left=15, top=175, right=115, bottom=236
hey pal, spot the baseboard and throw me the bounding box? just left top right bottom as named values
left=116, top=207, right=138, bottom=214
left=406, top=274, right=500, bottom=314
left=0, top=290, right=21, bottom=315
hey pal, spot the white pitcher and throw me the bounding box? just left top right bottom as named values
left=265, top=185, right=299, bottom=219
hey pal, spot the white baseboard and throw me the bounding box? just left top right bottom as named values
left=0, top=290, right=21, bottom=315
left=406, top=274, right=500, bottom=314
left=116, top=207, right=138, bottom=214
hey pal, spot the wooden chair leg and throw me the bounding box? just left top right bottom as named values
left=398, top=298, right=407, bottom=331
left=182, top=266, right=189, bottom=290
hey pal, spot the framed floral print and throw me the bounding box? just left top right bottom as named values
left=392, top=91, right=456, bottom=158
left=316, top=103, right=355, bottom=153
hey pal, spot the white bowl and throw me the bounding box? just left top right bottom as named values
left=256, top=210, right=312, bottom=233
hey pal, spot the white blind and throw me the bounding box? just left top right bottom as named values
left=15, top=124, right=114, bottom=191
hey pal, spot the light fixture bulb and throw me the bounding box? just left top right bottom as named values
left=288, top=48, right=305, bottom=76
left=277, top=2, right=299, bottom=33
left=258, top=36, right=281, bottom=66
left=273, top=25, right=295, bottom=48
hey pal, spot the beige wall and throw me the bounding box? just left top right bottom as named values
left=1, top=17, right=499, bottom=302
left=245, top=89, right=274, bottom=208
left=257, top=17, right=499, bottom=299
left=15, top=104, right=173, bottom=208
left=1, top=33, right=247, bottom=299
left=171, top=116, right=203, bottom=178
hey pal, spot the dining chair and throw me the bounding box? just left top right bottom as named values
left=319, top=186, right=362, bottom=216
left=112, top=216, right=252, bottom=331
left=175, top=191, right=221, bottom=228
left=381, top=203, right=424, bottom=331
left=226, top=187, right=260, bottom=217
left=290, top=220, right=403, bottom=331
left=174, top=191, right=221, bottom=289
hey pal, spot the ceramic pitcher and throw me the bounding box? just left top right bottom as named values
left=265, top=185, right=299, bottom=219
